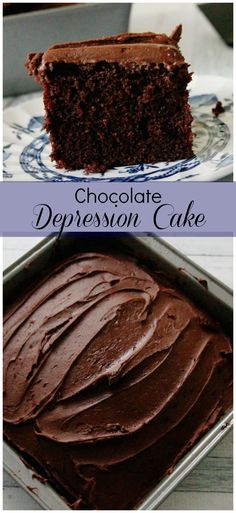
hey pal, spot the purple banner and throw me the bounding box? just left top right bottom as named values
left=0, top=182, right=235, bottom=236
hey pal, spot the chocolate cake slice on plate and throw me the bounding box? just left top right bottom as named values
left=26, top=26, right=193, bottom=173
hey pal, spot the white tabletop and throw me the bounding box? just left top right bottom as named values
left=3, top=235, right=233, bottom=510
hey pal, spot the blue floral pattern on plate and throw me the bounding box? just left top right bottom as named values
left=3, top=76, right=233, bottom=182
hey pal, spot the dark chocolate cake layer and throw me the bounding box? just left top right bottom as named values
left=4, top=252, right=232, bottom=509
left=26, top=27, right=193, bottom=172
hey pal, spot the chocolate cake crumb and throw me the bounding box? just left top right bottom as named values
left=212, top=101, right=225, bottom=117
left=27, top=486, right=38, bottom=494
left=197, top=278, right=208, bottom=289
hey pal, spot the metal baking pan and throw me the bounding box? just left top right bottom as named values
left=3, top=3, right=131, bottom=96
left=3, top=235, right=233, bottom=510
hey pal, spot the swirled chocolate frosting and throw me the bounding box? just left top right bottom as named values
left=3, top=252, right=232, bottom=509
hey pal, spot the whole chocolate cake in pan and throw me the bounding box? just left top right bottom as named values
left=26, top=26, right=194, bottom=173
left=4, top=252, right=232, bottom=509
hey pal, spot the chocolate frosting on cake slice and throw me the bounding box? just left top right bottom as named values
left=26, top=26, right=185, bottom=78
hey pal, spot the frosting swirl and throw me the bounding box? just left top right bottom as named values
left=4, top=252, right=232, bottom=509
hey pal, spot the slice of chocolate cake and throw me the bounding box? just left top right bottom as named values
left=26, top=27, right=193, bottom=173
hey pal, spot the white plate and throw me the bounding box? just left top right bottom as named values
left=3, top=75, right=233, bottom=182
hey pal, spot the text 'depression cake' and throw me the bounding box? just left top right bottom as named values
left=26, top=27, right=193, bottom=173
left=3, top=252, right=232, bottom=509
